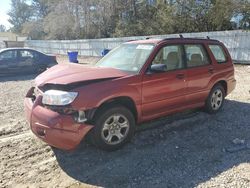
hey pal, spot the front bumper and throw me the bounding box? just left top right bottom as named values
left=24, top=88, right=93, bottom=150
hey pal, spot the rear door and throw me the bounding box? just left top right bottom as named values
left=17, top=50, right=36, bottom=73
left=0, top=50, right=18, bottom=74
left=184, top=43, right=214, bottom=105
left=142, top=44, right=187, bottom=119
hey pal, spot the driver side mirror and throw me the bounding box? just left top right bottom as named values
left=149, top=64, right=167, bottom=73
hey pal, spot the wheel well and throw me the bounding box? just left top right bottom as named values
left=216, top=80, right=227, bottom=95
left=94, top=97, right=138, bottom=122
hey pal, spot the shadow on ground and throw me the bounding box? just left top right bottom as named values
left=53, top=99, right=250, bottom=188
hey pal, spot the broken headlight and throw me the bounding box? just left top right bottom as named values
left=42, top=90, right=78, bottom=106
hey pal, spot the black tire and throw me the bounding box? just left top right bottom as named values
left=91, top=105, right=135, bottom=151
left=205, top=84, right=225, bottom=114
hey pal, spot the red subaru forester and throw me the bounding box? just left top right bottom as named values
left=24, top=37, right=236, bottom=151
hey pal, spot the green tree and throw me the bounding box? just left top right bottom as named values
left=8, top=0, right=34, bottom=33
left=115, top=0, right=174, bottom=36
left=239, top=0, right=250, bottom=29
left=208, top=0, right=236, bottom=31
left=32, top=0, right=51, bottom=18
left=8, top=0, right=250, bottom=39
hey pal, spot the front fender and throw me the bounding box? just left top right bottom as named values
left=71, top=75, right=142, bottom=111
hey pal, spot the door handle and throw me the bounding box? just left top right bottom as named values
left=176, top=73, right=185, bottom=79
left=208, top=67, right=214, bottom=74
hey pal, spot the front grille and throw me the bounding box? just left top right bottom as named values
left=44, top=105, right=76, bottom=115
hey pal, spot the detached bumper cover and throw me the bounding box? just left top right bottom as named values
left=24, top=94, right=93, bottom=150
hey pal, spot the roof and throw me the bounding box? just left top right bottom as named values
left=0, top=47, right=41, bottom=53
left=126, top=37, right=220, bottom=45
left=126, top=39, right=162, bottom=44
left=0, top=48, right=47, bottom=55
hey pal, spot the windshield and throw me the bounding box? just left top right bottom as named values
left=95, top=43, right=155, bottom=73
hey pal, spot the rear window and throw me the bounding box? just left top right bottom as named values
left=184, top=44, right=210, bottom=68
left=209, top=45, right=227, bottom=63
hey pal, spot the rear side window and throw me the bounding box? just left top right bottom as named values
left=209, top=45, right=227, bottom=63
left=184, top=44, right=210, bottom=68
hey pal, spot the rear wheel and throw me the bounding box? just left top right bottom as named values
left=91, top=105, right=135, bottom=151
left=205, top=84, right=225, bottom=114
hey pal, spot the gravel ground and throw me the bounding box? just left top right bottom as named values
left=0, top=60, right=250, bottom=188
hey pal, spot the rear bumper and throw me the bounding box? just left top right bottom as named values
left=24, top=93, right=93, bottom=150
left=227, top=78, right=236, bottom=95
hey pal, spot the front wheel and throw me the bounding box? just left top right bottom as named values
left=91, top=105, right=135, bottom=151
left=205, top=84, right=225, bottom=114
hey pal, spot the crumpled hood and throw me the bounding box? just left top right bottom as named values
left=35, top=63, right=128, bottom=86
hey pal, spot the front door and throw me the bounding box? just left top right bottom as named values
left=0, top=50, right=18, bottom=74
left=142, top=44, right=187, bottom=120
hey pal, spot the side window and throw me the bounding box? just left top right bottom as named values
left=20, top=50, right=34, bottom=59
left=209, top=45, right=227, bottom=63
left=0, top=50, right=17, bottom=61
left=152, top=45, right=184, bottom=71
left=185, top=44, right=210, bottom=68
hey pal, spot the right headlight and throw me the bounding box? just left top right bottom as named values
left=42, top=90, right=78, bottom=106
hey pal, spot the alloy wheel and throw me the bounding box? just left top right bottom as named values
left=101, top=114, right=130, bottom=145
left=211, top=89, right=223, bottom=110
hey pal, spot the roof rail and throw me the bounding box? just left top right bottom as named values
left=162, top=36, right=218, bottom=42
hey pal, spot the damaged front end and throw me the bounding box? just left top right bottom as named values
left=24, top=82, right=99, bottom=150
left=33, top=77, right=120, bottom=123
left=24, top=63, right=129, bottom=150
left=27, top=82, right=99, bottom=125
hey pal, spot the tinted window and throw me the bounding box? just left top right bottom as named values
left=185, top=44, right=210, bottom=68
left=209, top=45, right=227, bottom=63
left=20, top=50, right=34, bottom=58
left=152, top=45, right=184, bottom=71
left=0, top=50, right=17, bottom=60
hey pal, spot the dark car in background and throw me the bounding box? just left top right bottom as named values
left=0, top=48, right=57, bottom=75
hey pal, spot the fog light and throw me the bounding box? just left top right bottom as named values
left=37, top=129, right=46, bottom=137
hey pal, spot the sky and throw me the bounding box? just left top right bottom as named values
left=0, top=0, right=11, bottom=29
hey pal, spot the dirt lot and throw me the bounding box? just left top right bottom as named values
left=0, top=58, right=250, bottom=187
